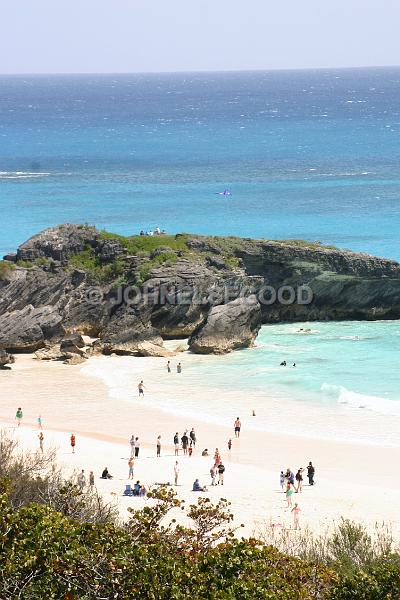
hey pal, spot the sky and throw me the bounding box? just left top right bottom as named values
left=1, top=0, right=399, bottom=74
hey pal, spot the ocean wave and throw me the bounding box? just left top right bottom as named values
left=0, top=171, right=51, bottom=180
left=321, top=383, right=400, bottom=416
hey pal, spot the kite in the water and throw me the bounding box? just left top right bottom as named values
left=216, top=189, right=232, bottom=196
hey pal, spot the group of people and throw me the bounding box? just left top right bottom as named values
left=139, top=227, right=166, bottom=236
left=167, top=361, right=182, bottom=374
left=174, top=428, right=196, bottom=455
left=280, top=462, right=316, bottom=529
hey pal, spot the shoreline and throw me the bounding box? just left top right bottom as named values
left=1, top=352, right=400, bottom=537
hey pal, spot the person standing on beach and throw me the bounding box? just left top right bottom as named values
left=156, top=435, right=161, bottom=457
left=174, top=432, right=180, bottom=455
left=134, top=437, right=140, bottom=458
left=174, top=461, right=180, bottom=485
left=234, top=417, right=241, bottom=438
left=228, top=439, right=232, bottom=451
left=177, top=362, right=182, bottom=373
left=89, top=471, right=95, bottom=489
left=286, top=482, right=294, bottom=508
left=214, top=448, right=221, bottom=466
left=307, top=461, right=315, bottom=486
left=37, top=415, right=43, bottom=430
left=128, top=457, right=134, bottom=479
left=189, top=428, right=196, bottom=448
left=167, top=361, right=171, bottom=373
left=210, top=464, right=217, bottom=486
left=291, top=503, right=301, bottom=529
left=295, top=468, right=303, bottom=493
left=15, top=408, right=23, bottom=427
left=181, top=431, right=189, bottom=455
left=70, top=433, right=76, bottom=454
left=280, top=471, right=285, bottom=490
left=138, top=381, right=145, bottom=397
left=78, top=470, right=86, bottom=492
left=217, top=462, right=225, bottom=485
left=38, top=432, right=44, bottom=453
left=130, top=435, right=135, bottom=458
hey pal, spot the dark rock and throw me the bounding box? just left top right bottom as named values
left=189, top=296, right=262, bottom=354
left=0, top=349, right=15, bottom=369
left=2, top=253, right=17, bottom=263
left=0, top=305, right=63, bottom=352
left=60, top=333, right=86, bottom=354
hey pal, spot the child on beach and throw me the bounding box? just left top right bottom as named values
left=15, top=407, right=23, bottom=427
left=291, top=503, right=301, bottom=529
left=286, top=482, right=294, bottom=508
left=128, top=457, right=134, bottom=479
left=210, top=464, right=217, bottom=486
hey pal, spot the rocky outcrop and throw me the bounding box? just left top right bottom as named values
left=0, top=349, right=15, bottom=369
left=0, top=305, right=63, bottom=352
left=189, top=296, right=262, bottom=354
left=1, top=224, right=400, bottom=355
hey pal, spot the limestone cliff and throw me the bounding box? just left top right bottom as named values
left=0, top=224, right=399, bottom=355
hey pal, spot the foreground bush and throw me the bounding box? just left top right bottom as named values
left=0, top=431, right=399, bottom=599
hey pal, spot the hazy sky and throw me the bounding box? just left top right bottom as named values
left=1, top=0, right=399, bottom=74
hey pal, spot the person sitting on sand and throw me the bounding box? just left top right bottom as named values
left=192, top=478, right=205, bottom=492
left=133, top=481, right=141, bottom=496
left=101, top=467, right=113, bottom=479
left=201, top=448, right=209, bottom=456
left=140, top=485, right=146, bottom=497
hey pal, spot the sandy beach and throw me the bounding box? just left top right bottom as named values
left=1, top=350, right=399, bottom=539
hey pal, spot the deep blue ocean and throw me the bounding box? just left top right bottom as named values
left=1, top=68, right=400, bottom=259
left=1, top=68, right=400, bottom=429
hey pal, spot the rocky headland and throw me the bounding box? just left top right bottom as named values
left=0, top=224, right=399, bottom=360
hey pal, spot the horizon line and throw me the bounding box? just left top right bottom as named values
left=1, top=64, right=400, bottom=77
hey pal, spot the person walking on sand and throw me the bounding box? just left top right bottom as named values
left=138, top=380, right=145, bottom=397
left=156, top=435, right=161, bottom=457
left=167, top=361, right=171, bottom=373
left=70, top=433, right=76, bottom=453
left=280, top=470, right=285, bottom=490
left=38, top=432, right=44, bottom=453
left=15, top=407, right=23, bottom=427
left=214, top=448, right=221, bottom=466
left=234, top=417, right=241, bottom=438
left=307, top=461, right=315, bottom=486
left=291, top=503, right=301, bottom=530
left=128, top=457, right=134, bottom=479
left=89, top=471, right=95, bottom=489
left=295, top=468, right=303, bottom=493
left=130, top=435, right=136, bottom=458
left=174, top=432, right=180, bottom=455
left=134, top=437, right=140, bottom=458
left=78, top=470, right=86, bottom=492
left=37, top=415, right=43, bottom=430
left=177, top=362, right=182, bottom=374
left=217, top=462, right=225, bottom=485
left=174, top=460, right=180, bottom=485
left=228, top=439, right=232, bottom=451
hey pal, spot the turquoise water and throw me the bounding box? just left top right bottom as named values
left=1, top=68, right=400, bottom=259
left=1, top=69, right=399, bottom=422
left=184, top=322, right=400, bottom=413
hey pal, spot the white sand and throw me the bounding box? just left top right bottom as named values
left=0, top=352, right=399, bottom=539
